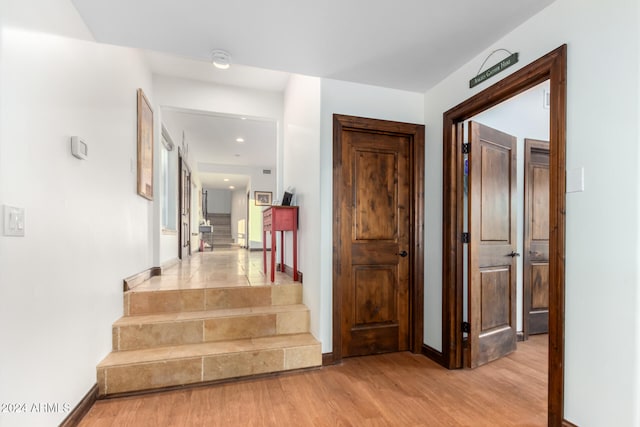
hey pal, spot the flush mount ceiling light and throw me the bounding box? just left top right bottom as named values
left=212, top=50, right=231, bottom=69
left=235, top=137, right=245, bottom=143
left=223, top=178, right=229, bottom=182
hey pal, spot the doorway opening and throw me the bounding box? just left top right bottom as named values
left=160, top=107, right=277, bottom=258
left=460, top=80, right=551, bottom=368
left=441, top=45, right=566, bottom=425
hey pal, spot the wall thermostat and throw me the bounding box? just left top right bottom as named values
left=71, top=136, right=88, bottom=160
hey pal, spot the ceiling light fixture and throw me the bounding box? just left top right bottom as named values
left=212, top=50, right=231, bottom=70
left=229, top=186, right=235, bottom=190
left=223, top=178, right=229, bottom=182
left=235, top=137, right=245, bottom=143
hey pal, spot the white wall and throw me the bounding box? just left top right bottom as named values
left=1, top=0, right=93, bottom=41
left=230, top=189, right=247, bottom=246
left=206, top=188, right=231, bottom=214
left=155, top=123, right=179, bottom=267
left=0, top=3, right=153, bottom=426
left=283, top=74, right=322, bottom=340
left=153, top=75, right=284, bottom=126
left=423, top=0, right=639, bottom=425
left=319, top=79, right=425, bottom=352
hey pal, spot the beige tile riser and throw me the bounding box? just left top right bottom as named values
left=204, top=287, right=272, bottom=311
left=284, top=345, right=322, bottom=370
left=276, top=311, right=309, bottom=335
left=112, top=309, right=310, bottom=351
left=204, top=314, right=277, bottom=343
left=127, top=289, right=204, bottom=315
left=203, top=349, right=284, bottom=381
left=126, top=285, right=302, bottom=316
left=97, top=344, right=321, bottom=396
left=123, top=293, right=130, bottom=316
left=97, top=334, right=322, bottom=395
left=271, top=284, right=302, bottom=305
left=99, top=358, right=202, bottom=395
left=116, top=320, right=203, bottom=351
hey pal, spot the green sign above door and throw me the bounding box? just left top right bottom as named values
left=469, top=52, right=519, bottom=88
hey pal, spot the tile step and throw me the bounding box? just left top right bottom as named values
left=112, top=304, right=310, bottom=351
left=97, top=333, right=321, bottom=396
left=124, top=283, right=302, bottom=316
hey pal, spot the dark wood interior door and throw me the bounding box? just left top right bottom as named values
left=467, top=121, right=517, bottom=368
left=179, top=156, right=191, bottom=260
left=523, top=139, right=550, bottom=338
left=336, top=124, right=410, bottom=357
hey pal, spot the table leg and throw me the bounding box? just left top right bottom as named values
left=270, top=230, right=276, bottom=282
left=280, top=231, right=285, bottom=272
left=263, top=229, right=267, bottom=275
left=293, top=225, right=298, bottom=281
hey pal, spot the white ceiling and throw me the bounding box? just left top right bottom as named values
left=143, top=51, right=290, bottom=92
left=71, top=0, right=555, bottom=190
left=71, top=0, right=554, bottom=93
left=161, top=109, right=277, bottom=190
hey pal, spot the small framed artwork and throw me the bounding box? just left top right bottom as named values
left=137, top=88, right=154, bottom=200
left=255, top=191, right=272, bottom=206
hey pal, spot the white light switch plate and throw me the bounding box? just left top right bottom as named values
left=3, top=205, right=25, bottom=236
left=566, top=167, right=584, bottom=193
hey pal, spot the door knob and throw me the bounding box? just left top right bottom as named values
left=507, top=251, right=520, bottom=257
left=397, top=250, right=408, bottom=257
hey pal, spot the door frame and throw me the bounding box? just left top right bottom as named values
left=332, top=114, right=425, bottom=363
left=441, top=46, right=566, bottom=425
left=178, top=150, right=191, bottom=260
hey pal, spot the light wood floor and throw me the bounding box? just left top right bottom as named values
left=79, top=335, right=547, bottom=427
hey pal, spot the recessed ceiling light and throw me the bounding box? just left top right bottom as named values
left=229, top=186, right=235, bottom=190
left=236, top=137, right=245, bottom=143
left=223, top=178, right=229, bottom=182
left=241, top=117, right=247, bottom=120
left=212, top=50, right=231, bottom=70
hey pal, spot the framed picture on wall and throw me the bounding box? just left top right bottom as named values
left=255, top=191, right=272, bottom=206
left=136, top=88, right=154, bottom=200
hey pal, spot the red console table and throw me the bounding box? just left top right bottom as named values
left=263, top=206, right=298, bottom=282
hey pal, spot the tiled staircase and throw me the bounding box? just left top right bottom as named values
left=207, top=213, right=234, bottom=248
left=96, top=284, right=321, bottom=396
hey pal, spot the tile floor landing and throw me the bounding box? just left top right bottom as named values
left=133, top=248, right=295, bottom=291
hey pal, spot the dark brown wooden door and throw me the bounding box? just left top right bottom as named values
left=467, top=121, right=517, bottom=368
left=336, top=123, right=411, bottom=357
left=523, top=139, right=550, bottom=338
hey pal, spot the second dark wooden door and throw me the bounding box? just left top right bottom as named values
left=523, top=139, right=550, bottom=337
left=467, top=121, right=517, bottom=368
left=336, top=121, right=411, bottom=357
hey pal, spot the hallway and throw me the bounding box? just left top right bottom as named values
left=83, top=248, right=548, bottom=425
